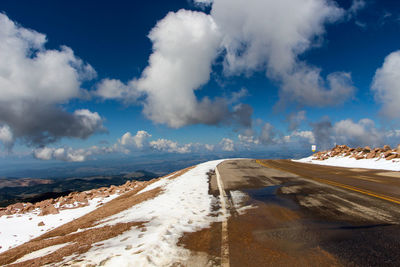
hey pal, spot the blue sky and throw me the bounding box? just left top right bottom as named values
left=1, top=0, right=400, bottom=166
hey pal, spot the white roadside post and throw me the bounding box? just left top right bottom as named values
left=312, top=145, right=316, bottom=152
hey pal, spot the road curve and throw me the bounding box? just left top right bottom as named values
left=181, top=159, right=400, bottom=267
left=261, top=159, right=400, bottom=204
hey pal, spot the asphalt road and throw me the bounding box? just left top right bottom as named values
left=181, top=159, right=400, bottom=267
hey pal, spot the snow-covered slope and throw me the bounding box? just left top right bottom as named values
left=67, top=159, right=226, bottom=266
left=0, top=159, right=230, bottom=266
left=0, top=194, right=119, bottom=254
left=295, top=145, right=400, bottom=171
left=295, top=155, right=400, bottom=171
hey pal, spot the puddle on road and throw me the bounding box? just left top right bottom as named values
left=245, top=185, right=298, bottom=210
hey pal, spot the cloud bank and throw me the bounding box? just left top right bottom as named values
left=0, top=13, right=104, bottom=148
left=33, top=130, right=216, bottom=162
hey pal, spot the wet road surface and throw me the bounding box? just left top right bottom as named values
left=180, top=159, right=400, bottom=267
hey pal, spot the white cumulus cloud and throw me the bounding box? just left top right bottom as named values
left=238, top=134, right=260, bottom=146
left=149, top=139, right=193, bottom=154
left=333, top=118, right=383, bottom=147
left=0, top=13, right=104, bottom=147
left=95, top=79, right=141, bottom=102
left=220, top=138, right=234, bottom=151
left=94, top=9, right=253, bottom=129
left=120, top=131, right=152, bottom=149
left=34, top=147, right=95, bottom=162
left=210, top=0, right=354, bottom=107
left=94, top=0, right=356, bottom=130
left=372, top=50, right=400, bottom=118
left=284, top=130, right=316, bottom=144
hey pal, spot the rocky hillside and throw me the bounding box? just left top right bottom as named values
left=312, top=144, right=400, bottom=161
left=0, top=160, right=226, bottom=266
left=0, top=180, right=141, bottom=218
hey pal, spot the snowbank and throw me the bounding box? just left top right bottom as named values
left=294, top=155, right=400, bottom=171
left=0, top=194, right=119, bottom=253
left=65, top=159, right=227, bottom=266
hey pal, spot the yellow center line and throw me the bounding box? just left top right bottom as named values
left=256, top=160, right=400, bottom=206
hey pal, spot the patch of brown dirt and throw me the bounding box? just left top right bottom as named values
left=168, top=165, right=196, bottom=180
left=179, top=222, right=222, bottom=258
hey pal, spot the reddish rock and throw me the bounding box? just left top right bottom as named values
left=73, top=192, right=88, bottom=203
left=383, top=151, right=393, bottom=158
left=35, top=199, right=53, bottom=209
left=1, top=209, right=12, bottom=216
left=366, top=152, right=376, bottom=159
left=397, top=144, right=400, bottom=154
left=22, top=203, right=35, bottom=212
left=383, top=145, right=391, bottom=151
left=38, top=221, right=45, bottom=226
left=109, top=185, right=118, bottom=194
left=39, top=205, right=59, bottom=216
left=331, top=151, right=339, bottom=156
left=363, top=146, right=371, bottom=152
left=355, top=155, right=365, bottom=160
left=11, top=203, right=24, bottom=210
left=386, top=154, right=397, bottom=160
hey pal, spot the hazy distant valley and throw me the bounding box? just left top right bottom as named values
left=0, top=171, right=158, bottom=207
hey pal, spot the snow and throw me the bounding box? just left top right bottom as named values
left=294, top=155, right=400, bottom=171
left=0, top=194, right=119, bottom=253
left=13, top=242, right=72, bottom=263
left=67, top=159, right=229, bottom=267
left=230, top=190, right=255, bottom=215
